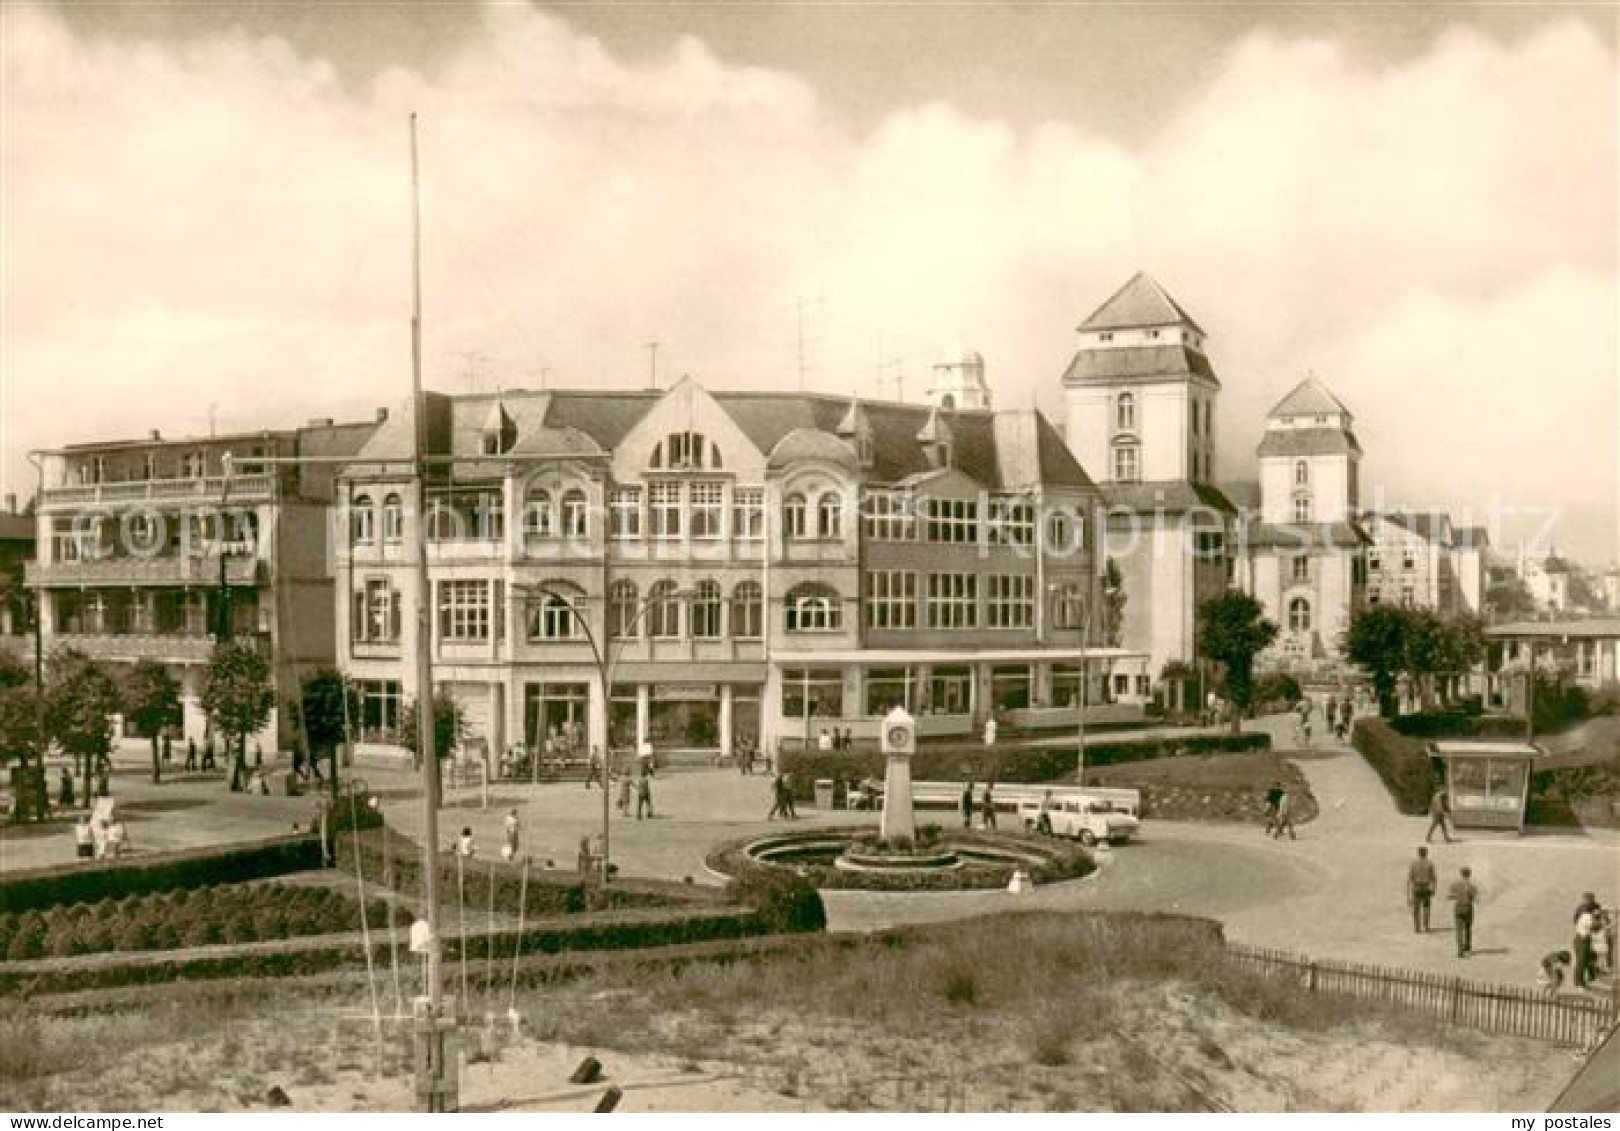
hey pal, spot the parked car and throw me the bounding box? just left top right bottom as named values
left=1018, top=795, right=1140, bottom=846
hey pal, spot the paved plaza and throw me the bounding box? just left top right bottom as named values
left=4, top=716, right=1616, bottom=992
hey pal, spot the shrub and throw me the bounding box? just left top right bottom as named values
left=1351, top=717, right=1438, bottom=815
left=726, top=870, right=826, bottom=935
left=1393, top=710, right=1525, bottom=739
left=1253, top=673, right=1303, bottom=712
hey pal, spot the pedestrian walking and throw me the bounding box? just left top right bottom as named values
left=456, top=827, right=477, bottom=857
left=960, top=780, right=975, bottom=828
left=502, top=808, right=521, bottom=860
left=1425, top=787, right=1454, bottom=844
left=161, top=732, right=172, bottom=766
left=202, top=735, right=217, bottom=771
left=616, top=772, right=632, bottom=817
left=1271, top=787, right=1297, bottom=840
left=1406, top=846, right=1437, bottom=933
left=1263, top=781, right=1284, bottom=835
left=185, top=738, right=198, bottom=771
left=768, top=773, right=789, bottom=820
left=1573, top=893, right=1599, bottom=988
left=1036, top=789, right=1055, bottom=835
left=636, top=773, right=653, bottom=820
left=980, top=781, right=997, bottom=830
left=584, top=747, right=604, bottom=790
left=58, top=768, right=75, bottom=810
left=1448, top=866, right=1478, bottom=957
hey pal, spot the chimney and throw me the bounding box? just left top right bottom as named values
left=148, top=429, right=161, bottom=442
left=376, top=407, right=390, bottom=422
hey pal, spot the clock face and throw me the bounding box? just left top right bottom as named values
left=885, top=725, right=911, bottom=747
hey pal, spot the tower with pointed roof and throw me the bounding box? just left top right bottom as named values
left=1058, top=272, right=1235, bottom=684
left=927, top=347, right=992, bottom=411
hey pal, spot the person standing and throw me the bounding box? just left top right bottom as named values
left=1573, top=893, right=1599, bottom=989
left=1036, top=789, right=1055, bottom=835
left=1406, top=846, right=1437, bottom=933
left=768, top=773, right=788, bottom=820
left=1425, top=787, right=1454, bottom=844
left=983, top=716, right=998, bottom=749
left=456, top=827, right=477, bottom=857
left=616, top=771, right=632, bottom=818
left=980, top=781, right=997, bottom=830
left=1263, top=781, right=1284, bottom=836
left=73, top=814, right=94, bottom=860
left=636, top=772, right=653, bottom=820
left=584, top=747, right=604, bottom=790
left=184, top=737, right=198, bottom=771
left=503, top=808, right=521, bottom=860
left=1448, top=866, right=1479, bottom=957
left=1271, top=786, right=1297, bottom=840
left=960, top=780, right=975, bottom=829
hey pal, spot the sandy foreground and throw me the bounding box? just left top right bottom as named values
left=12, top=982, right=1580, bottom=1114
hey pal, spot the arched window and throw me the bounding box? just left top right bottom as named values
left=648, top=579, right=681, bottom=638
left=1293, top=495, right=1312, bottom=524
left=351, top=494, right=375, bottom=545
left=731, top=581, right=762, bottom=640
left=783, top=493, right=808, bottom=539
left=1294, top=460, right=1309, bottom=487
left=1115, top=392, right=1136, bottom=431
left=608, top=579, right=639, bottom=639
left=382, top=494, right=403, bottom=543
left=1111, top=442, right=1140, bottom=483
left=561, top=488, right=588, bottom=538
left=527, top=589, right=581, bottom=641
left=1288, top=596, right=1312, bottom=632
left=785, top=583, right=842, bottom=632
left=523, top=489, right=554, bottom=537
left=817, top=492, right=842, bottom=539
left=691, top=580, right=722, bottom=638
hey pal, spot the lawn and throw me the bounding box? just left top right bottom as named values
left=1085, top=751, right=1317, bottom=823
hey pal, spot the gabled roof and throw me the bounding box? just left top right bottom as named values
left=1454, top=526, right=1490, bottom=550
left=1241, top=521, right=1371, bottom=550
left=1256, top=428, right=1362, bottom=459
left=1368, top=512, right=1451, bottom=542
left=1219, top=480, right=1262, bottom=512
left=1060, top=345, right=1219, bottom=388
left=1269, top=375, right=1351, bottom=419
left=1078, top=272, right=1206, bottom=335
left=1101, top=480, right=1237, bottom=516
left=991, top=411, right=1096, bottom=492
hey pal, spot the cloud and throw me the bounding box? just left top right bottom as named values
left=1, top=4, right=1614, bottom=558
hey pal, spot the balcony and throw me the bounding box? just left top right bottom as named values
left=28, top=554, right=263, bottom=588
left=46, top=631, right=219, bottom=664
left=40, top=474, right=275, bottom=509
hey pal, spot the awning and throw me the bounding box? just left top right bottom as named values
left=769, top=646, right=1146, bottom=666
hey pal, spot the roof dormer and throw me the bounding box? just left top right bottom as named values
left=479, top=398, right=517, bottom=455
left=916, top=407, right=953, bottom=469
left=836, top=397, right=874, bottom=468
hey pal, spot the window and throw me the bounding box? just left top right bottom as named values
left=1402, top=548, right=1416, bottom=571
left=987, top=574, right=1034, bottom=628
left=1053, top=584, right=1086, bottom=631
left=691, top=580, right=722, bottom=638
left=732, top=488, right=764, bottom=540
left=1400, top=586, right=1415, bottom=607
left=608, top=579, right=639, bottom=639
left=382, top=494, right=403, bottom=543
left=481, top=432, right=501, bottom=456
left=1205, top=401, right=1213, bottom=436
left=992, top=665, right=1032, bottom=710
left=1292, top=496, right=1312, bottom=523
left=865, top=667, right=916, bottom=715
left=1115, top=392, right=1136, bottom=431
left=438, top=579, right=490, bottom=642
left=1288, top=596, right=1312, bottom=632
left=351, top=495, right=375, bottom=545
left=609, top=487, right=641, bottom=538
left=560, top=489, right=588, bottom=538
left=781, top=668, right=843, bottom=718
left=1194, top=531, right=1225, bottom=561
left=785, top=584, right=842, bottom=632
left=816, top=492, right=843, bottom=539
left=783, top=493, right=808, bottom=539
left=1368, top=551, right=1381, bottom=572
left=730, top=581, right=762, bottom=639
left=666, top=431, right=705, bottom=469
left=924, top=497, right=978, bottom=544
left=863, top=490, right=916, bottom=541
left=648, top=580, right=681, bottom=638
left=1098, top=332, right=1114, bottom=343
left=524, top=490, right=554, bottom=537
left=866, top=570, right=917, bottom=630
left=528, top=591, right=580, bottom=641
left=181, top=451, right=205, bottom=479
left=690, top=483, right=723, bottom=539
left=1112, top=443, right=1140, bottom=483
left=650, top=483, right=682, bottom=538
left=928, top=573, right=978, bottom=628
left=352, top=578, right=400, bottom=643
left=1294, top=460, right=1309, bottom=487
left=1190, top=400, right=1200, bottom=436
left=1291, top=556, right=1311, bottom=583
left=357, top=679, right=402, bottom=741
left=988, top=496, right=1034, bottom=547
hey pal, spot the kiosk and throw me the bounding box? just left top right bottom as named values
left=1429, top=740, right=1540, bottom=833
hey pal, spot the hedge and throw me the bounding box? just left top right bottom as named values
left=0, top=903, right=797, bottom=997
left=0, top=834, right=322, bottom=915
left=781, top=731, right=1271, bottom=798
left=1351, top=717, right=1439, bottom=815
left=335, top=827, right=725, bottom=918
left=1392, top=710, right=1528, bottom=740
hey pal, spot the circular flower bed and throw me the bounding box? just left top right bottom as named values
left=0, top=883, right=408, bottom=961
left=707, top=824, right=1094, bottom=892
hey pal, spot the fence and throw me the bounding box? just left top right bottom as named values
left=1227, top=942, right=1618, bottom=1047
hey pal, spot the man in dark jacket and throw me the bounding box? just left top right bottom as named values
left=1406, top=846, right=1437, bottom=933
left=1448, top=866, right=1479, bottom=957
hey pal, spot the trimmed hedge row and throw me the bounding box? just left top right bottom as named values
left=0, top=882, right=404, bottom=960
left=0, top=834, right=322, bottom=915
left=782, top=731, right=1271, bottom=797
left=1392, top=710, right=1528, bottom=740
left=1351, top=717, right=1439, bottom=815
left=336, top=827, right=727, bottom=918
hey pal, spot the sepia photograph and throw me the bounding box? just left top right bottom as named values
left=0, top=0, right=1616, bottom=1117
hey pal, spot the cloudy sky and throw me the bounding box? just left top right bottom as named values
left=2, top=2, right=1615, bottom=561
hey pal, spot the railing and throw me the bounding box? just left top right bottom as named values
left=1227, top=942, right=1617, bottom=1047
left=27, top=555, right=262, bottom=587
left=40, top=474, right=274, bottom=507
left=45, top=632, right=219, bottom=663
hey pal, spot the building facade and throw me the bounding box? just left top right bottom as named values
left=1363, top=512, right=1461, bottom=614
left=335, top=378, right=1139, bottom=762
left=0, top=495, right=35, bottom=660
left=28, top=419, right=377, bottom=745
left=1060, top=272, right=1234, bottom=681
left=1232, top=376, right=1369, bottom=671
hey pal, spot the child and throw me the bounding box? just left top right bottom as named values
left=456, top=826, right=476, bottom=857
left=1539, top=949, right=1572, bottom=994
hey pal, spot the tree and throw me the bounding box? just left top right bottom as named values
left=201, top=640, right=275, bottom=792
left=1484, top=567, right=1535, bottom=623
left=1344, top=606, right=1412, bottom=717
left=124, top=660, right=181, bottom=784
left=400, top=693, right=467, bottom=784
left=43, top=649, right=122, bottom=805
left=1196, top=590, right=1278, bottom=734
left=1435, top=614, right=1486, bottom=703
left=292, top=668, right=359, bottom=799
left=1102, top=558, right=1126, bottom=647
left=1567, top=570, right=1601, bottom=614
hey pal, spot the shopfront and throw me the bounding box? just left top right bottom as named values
left=648, top=683, right=720, bottom=751
left=1431, top=741, right=1539, bottom=832
left=524, top=681, right=589, bottom=751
